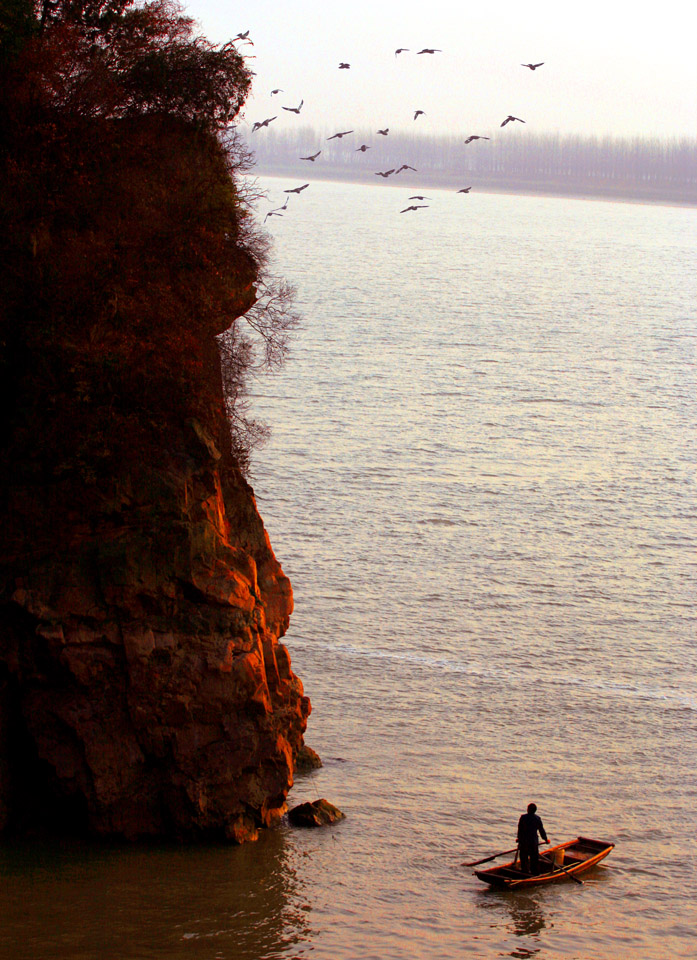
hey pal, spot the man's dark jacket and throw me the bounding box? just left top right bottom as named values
left=517, top=812, right=548, bottom=848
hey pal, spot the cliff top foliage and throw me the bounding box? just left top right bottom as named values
left=0, top=0, right=251, bottom=129
left=0, top=0, right=296, bottom=479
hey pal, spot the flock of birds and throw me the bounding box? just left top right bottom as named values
left=234, top=34, right=545, bottom=220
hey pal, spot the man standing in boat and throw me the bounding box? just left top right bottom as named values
left=517, top=802, right=549, bottom=874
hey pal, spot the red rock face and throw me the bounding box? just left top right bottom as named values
left=0, top=418, right=310, bottom=842
left=0, top=117, right=311, bottom=842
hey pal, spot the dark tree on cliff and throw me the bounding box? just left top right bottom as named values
left=0, top=0, right=294, bottom=476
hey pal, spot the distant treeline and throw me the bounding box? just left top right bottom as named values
left=245, top=126, right=697, bottom=203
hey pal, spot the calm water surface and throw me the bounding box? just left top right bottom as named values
left=1, top=180, right=695, bottom=959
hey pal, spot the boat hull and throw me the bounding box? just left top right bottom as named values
left=474, top=836, right=615, bottom=889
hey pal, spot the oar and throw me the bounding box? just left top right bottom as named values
left=463, top=845, right=519, bottom=867
left=553, top=860, right=584, bottom=885
left=463, top=841, right=551, bottom=868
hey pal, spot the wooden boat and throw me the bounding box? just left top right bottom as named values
left=474, top=836, right=615, bottom=889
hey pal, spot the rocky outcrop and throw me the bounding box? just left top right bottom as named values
left=288, top=799, right=345, bottom=828
left=0, top=413, right=310, bottom=841
left=295, top=744, right=323, bottom=772
left=0, top=95, right=318, bottom=842
left=0, top=6, right=313, bottom=844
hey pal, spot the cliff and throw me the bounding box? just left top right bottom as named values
left=0, top=417, right=310, bottom=842
left=0, top=106, right=312, bottom=841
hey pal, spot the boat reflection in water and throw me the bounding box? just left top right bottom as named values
left=506, top=893, right=546, bottom=958
left=473, top=884, right=547, bottom=959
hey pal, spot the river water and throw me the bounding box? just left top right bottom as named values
left=1, top=179, right=695, bottom=959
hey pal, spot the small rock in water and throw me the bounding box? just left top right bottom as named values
left=288, top=799, right=345, bottom=828
left=295, top=744, right=323, bottom=772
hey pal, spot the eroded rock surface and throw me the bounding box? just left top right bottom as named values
left=0, top=415, right=311, bottom=841
left=0, top=92, right=316, bottom=843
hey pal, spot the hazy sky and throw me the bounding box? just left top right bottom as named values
left=184, top=0, right=697, bottom=140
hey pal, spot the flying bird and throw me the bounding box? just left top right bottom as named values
left=416, top=48, right=441, bottom=54
left=377, top=128, right=389, bottom=135
left=265, top=197, right=289, bottom=215
left=395, top=48, right=410, bottom=56
left=464, top=135, right=490, bottom=144
left=355, top=144, right=371, bottom=152
left=395, top=164, right=417, bottom=173
left=252, top=116, right=277, bottom=132
left=233, top=30, right=252, bottom=44
left=264, top=196, right=287, bottom=219
left=327, top=130, right=353, bottom=139
left=338, top=62, right=351, bottom=69
left=409, top=195, right=431, bottom=200
left=300, top=151, right=321, bottom=161
left=501, top=115, right=525, bottom=126
left=400, top=205, right=429, bottom=212
left=282, top=99, right=304, bottom=114
left=457, top=187, right=472, bottom=193
left=270, top=89, right=283, bottom=95
left=375, top=169, right=395, bottom=178
left=284, top=183, right=310, bottom=194
left=521, top=62, right=544, bottom=70
left=414, top=110, right=426, bottom=120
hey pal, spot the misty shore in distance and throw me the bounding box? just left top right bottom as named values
left=245, top=128, right=697, bottom=207
left=252, top=162, right=695, bottom=207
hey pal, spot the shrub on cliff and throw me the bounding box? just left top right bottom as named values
left=0, top=0, right=294, bottom=476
